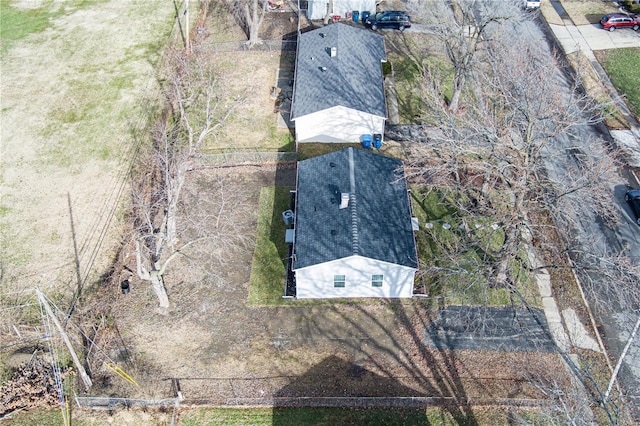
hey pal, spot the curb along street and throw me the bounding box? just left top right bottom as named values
left=541, top=0, right=640, bottom=417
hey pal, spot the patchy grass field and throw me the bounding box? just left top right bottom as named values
left=0, top=0, right=177, bottom=310
left=178, top=406, right=538, bottom=425
left=7, top=405, right=542, bottom=425
left=385, top=32, right=446, bottom=124
left=211, top=51, right=296, bottom=152
left=596, top=47, right=640, bottom=120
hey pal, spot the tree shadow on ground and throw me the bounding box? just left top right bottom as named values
left=272, top=355, right=430, bottom=425
left=270, top=300, right=483, bottom=425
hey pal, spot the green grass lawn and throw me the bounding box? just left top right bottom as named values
left=178, top=406, right=525, bottom=425
left=247, top=186, right=292, bottom=306
left=597, top=47, right=640, bottom=120
left=180, top=407, right=429, bottom=425
left=410, top=186, right=539, bottom=307
left=385, top=33, right=454, bottom=124
left=9, top=406, right=540, bottom=425
left=1, top=1, right=60, bottom=54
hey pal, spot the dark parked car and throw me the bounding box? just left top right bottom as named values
left=364, top=11, right=411, bottom=31
left=600, top=13, right=640, bottom=31
left=625, top=189, right=640, bottom=225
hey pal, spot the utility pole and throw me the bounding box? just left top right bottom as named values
left=36, top=288, right=93, bottom=390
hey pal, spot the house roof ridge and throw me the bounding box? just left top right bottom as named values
left=294, top=148, right=417, bottom=270
left=348, top=148, right=359, bottom=255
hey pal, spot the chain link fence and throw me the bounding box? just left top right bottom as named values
left=75, top=395, right=548, bottom=410
left=74, top=396, right=178, bottom=410
left=199, top=150, right=296, bottom=165
left=196, top=39, right=297, bottom=53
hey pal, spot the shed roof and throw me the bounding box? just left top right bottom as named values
left=290, top=23, right=387, bottom=120
left=293, top=148, right=417, bottom=270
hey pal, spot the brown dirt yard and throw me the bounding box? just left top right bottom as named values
left=88, top=166, right=567, bottom=408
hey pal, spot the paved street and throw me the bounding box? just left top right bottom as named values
left=540, top=3, right=640, bottom=416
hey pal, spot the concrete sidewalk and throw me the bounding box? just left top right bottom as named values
left=542, top=2, right=640, bottom=167
left=541, top=1, right=640, bottom=417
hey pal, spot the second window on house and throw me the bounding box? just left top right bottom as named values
left=372, top=274, right=383, bottom=287
left=334, top=275, right=346, bottom=287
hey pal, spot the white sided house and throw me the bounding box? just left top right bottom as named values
left=291, top=148, right=418, bottom=299
left=307, top=0, right=377, bottom=20
left=290, top=24, right=387, bottom=144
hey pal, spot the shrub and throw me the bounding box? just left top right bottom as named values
left=382, top=60, right=392, bottom=76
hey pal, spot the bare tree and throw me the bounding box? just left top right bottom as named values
left=132, top=47, right=239, bottom=309
left=226, top=0, right=268, bottom=47
left=408, top=0, right=517, bottom=113
left=408, top=21, right=640, bottom=422
left=407, top=26, right=608, bottom=296
left=515, top=371, right=602, bottom=426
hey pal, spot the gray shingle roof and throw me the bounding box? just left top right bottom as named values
left=293, top=148, right=418, bottom=270
left=290, top=23, right=387, bottom=120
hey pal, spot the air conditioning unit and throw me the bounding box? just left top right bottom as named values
left=282, top=210, right=294, bottom=225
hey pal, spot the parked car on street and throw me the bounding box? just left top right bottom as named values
left=364, top=11, right=411, bottom=31
left=625, top=189, right=640, bottom=225
left=600, top=13, right=640, bottom=31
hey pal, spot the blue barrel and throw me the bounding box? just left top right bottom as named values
left=362, top=134, right=372, bottom=149
left=373, top=134, right=382, bottom=149
left=352, top=11, right=359, bottom=22
left=361, top=11, right=371, bottom=22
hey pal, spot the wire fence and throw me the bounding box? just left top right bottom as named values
left=197, top=39, right=297, bottom=53
left=74, top=396, right=178, bottom=410
left=74, top=395, right=549, bottom=410
left=199, top=150, right=296, bottom=165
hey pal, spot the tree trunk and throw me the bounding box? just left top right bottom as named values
left=150, top=271, right=170, bottom=309
left=246, top=0, right=263, bottom=47
left=136, top=240, right=170, bottom=309
left=449, top=72, right=465, bottom=113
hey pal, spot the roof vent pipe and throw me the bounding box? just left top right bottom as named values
left=339, top=193, right=349, bottom=209
left=330, top=46, right=337, bottom=57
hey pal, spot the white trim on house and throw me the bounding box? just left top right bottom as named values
left=295, top=255, right=416, bottom=299
left=294, top=106, right=386, bottom=143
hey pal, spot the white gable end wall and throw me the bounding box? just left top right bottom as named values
left=307, top=0, right=377, bottom=20
left=307, top=0, right=328, bottom=20
left=295, top=106, right=385, bottom=143
left=295, top=255, right=415, bottom=299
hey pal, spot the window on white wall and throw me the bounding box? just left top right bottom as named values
left=334, top=275, right=346, bottom=288
left=372, top=274, right=383, bottom=287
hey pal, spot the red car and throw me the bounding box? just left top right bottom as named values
left=600, top=13, right=640, bottom=31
